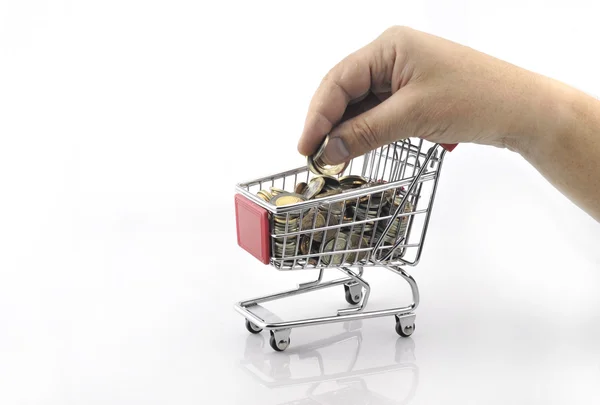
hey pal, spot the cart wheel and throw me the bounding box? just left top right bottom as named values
left=269, top=331, right=291, bottom=352
left=395, top=320, right=415, bottom=337
left=344, top=284, right=362, bottom=305
left=245, top=319, right=263, bottom=334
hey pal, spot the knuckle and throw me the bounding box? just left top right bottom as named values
left=383, top=25, right=409, bottom=37
left=349, top=118, right=379, bottom=150
left=380, top=26, right=413, bottom=59
left=320, top=70, right=333, bottom=86
left=321, top=64, right=341, bottom=87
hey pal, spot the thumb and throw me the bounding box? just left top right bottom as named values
left=321, top=88, right=420, bottom=165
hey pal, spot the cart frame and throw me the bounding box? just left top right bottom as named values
left=234, top=139, right=452, bottom=351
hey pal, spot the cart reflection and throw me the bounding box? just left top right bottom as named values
left=240, top=321, right=418, bottom=405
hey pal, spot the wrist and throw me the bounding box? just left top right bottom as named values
left=502, top=75, right=582, bottom=157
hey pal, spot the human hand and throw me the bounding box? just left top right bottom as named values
left=298, top=26, right=561, bottom=164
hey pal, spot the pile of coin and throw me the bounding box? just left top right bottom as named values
left=352, top=189, right=387, bottom=235
left=375, top=198, right=414, bottom=248
left=298, top=207, right=342, bottom=261
left=320, top=232, right=370, bottom=265
left=339, top=175, right=368, bottom=189
left=255, top=186, right=289, bottom=203
left=270, top=193, right=308, bottom=260
left=256, top=189, right=272, bottom=203
left=255, top=175, right=414, bottom=266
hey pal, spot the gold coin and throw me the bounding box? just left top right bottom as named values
left=313, top=158, right=348, bottom=176
left=274, top=216, right=299, bottom=226
left=300, top=209, right=326, bottom=230
left=299, top=235, right=316, bottom=255
left=390, top=195, right=414, bottom=210
left=270, top=193, right=307, bottom=207
left=306, top=155, right=320, bottom=176
left=346, top=233, right=370, bottom=263
left=303, top=177, right=325, bottom=199
left=321, top=233, right=349, bottom=265
left=270, top=187, right=285, bottom=196
left=276, top=195, right=304, bottom=206
left=273, top=226, right=299, bottom=235
left=256, top=190, right=273, bottom=202
left=313, top=214, right=343, bottom=243
left=339, top=175, right=367, bottom=187
left=299, top=236, right=309, bottom=255
left=274, top=242, right=298, bottom=250
left=315, top=188, right=342, bottom=199
left=295, top=182, right=308, bottom=195
left=274, top=237, right=298, bottom=244
left=274, top=240, right=298, bottom=250
left=319, top=175, right=340, bottom=190
left=274, top=210, right=301, bottom=222
left=321, top=201, right=346, bottom=216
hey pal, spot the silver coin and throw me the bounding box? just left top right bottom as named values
left=295, top=182, right=308, bottom=195
left=319, top=175, right=340, bottom=190
left=321, top=233, right=350, bottom=265
left=303, top=177, right=326, bottom=199
left=300, top=208, right=326, bottom=230
left=312, top=214, right=343, bottom=243
left=314, top=188, right=342, bottom=199
left=270, top=187, right=285, bottom=196
left=346, top=234, right=370, bottom=263
left=339, top=175, right=367, bottom=188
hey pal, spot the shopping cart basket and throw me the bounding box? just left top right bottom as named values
left=234, top=138, right=455, bottom=351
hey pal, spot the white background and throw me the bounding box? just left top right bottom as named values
left=1, top=0, right=600, bottom=404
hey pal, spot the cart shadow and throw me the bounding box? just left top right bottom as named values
left=239, top=321, right=419, bottom=405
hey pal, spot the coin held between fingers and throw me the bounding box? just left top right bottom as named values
left=307, top=135, right=349, bottom=176
left=321, top=136, right=350, bottom=165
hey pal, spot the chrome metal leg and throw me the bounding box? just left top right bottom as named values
left=298, top=269, right=324, bottom=289
left=239, top=274, right=354, bottom=308
left=235, top=265, right=421, bottom=351
left=385, top=265, right=419, bottom=311
left=337, top=267, right=370, bottom=315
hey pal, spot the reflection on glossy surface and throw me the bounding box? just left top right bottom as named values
left=240, top=321, right=418, bottom=405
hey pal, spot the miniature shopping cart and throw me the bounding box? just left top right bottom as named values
left=234, top=139, right=455, bottom=351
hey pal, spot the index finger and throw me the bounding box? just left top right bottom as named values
left=297, top=42, right=391, bottom=156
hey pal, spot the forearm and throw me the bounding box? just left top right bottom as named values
left=298, top=27, right=600, bottom=222
left=508, top=79, right=600, bottom=221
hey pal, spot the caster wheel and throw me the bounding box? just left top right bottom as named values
left=245, top=319, right=263, bottom=334
left=395, top=320, right=415, bottom=337
left=344, top=284, right=362, bottom=305
left=269, top=331, right=291, bottom=352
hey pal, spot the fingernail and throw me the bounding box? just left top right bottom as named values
left=322, top=136, right=350, bottom=165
